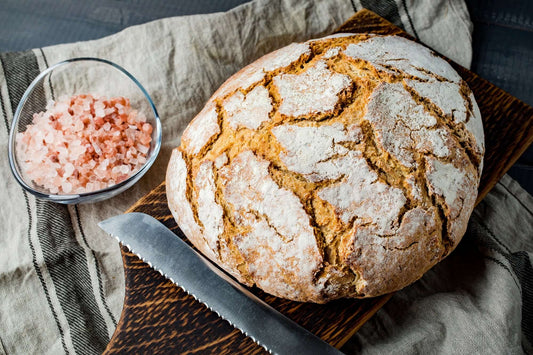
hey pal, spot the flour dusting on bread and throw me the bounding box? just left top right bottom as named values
left=181, top=103, right=220, bottom=155
left=224, top=86, right=272, bottom=130
left=274, top=61, right=352, bottom=116
left=272, top=123, right=362, bottom=182
left=344, top=35, right=461, bottom=82
left=195, top=161, right=224, bottom=252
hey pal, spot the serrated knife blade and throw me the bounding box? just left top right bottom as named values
left=98, top=212, right=343, bottom=355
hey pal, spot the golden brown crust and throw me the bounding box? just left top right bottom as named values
left=166, top=34, right=484, bottom=303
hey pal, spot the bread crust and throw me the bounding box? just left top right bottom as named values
left=166, top=34, right=484, bottom=303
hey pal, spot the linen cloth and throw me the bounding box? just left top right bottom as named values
left=0, top=0, right=530, bottom=354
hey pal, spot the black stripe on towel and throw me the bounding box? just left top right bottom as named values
left=0, top=51, right=69, bottom=355
left=1, top=50, right=110, bottom=355
left=400, top=0, right=420, bottom=40
left=470, top=217, right=533, bottom=349
left=35, top=200, right=110, bottom=354
left=360, top=0, right=405, bottom=30
left=74, top=204, right=118, bottom=327
left=476, top=219, right=533, bottom=347
left=507, top=251, right=533, bottom=346
left=349, top=0, right=358, bottom=13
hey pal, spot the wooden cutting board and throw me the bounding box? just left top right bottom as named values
left=104, top=9, right=533, bottom=354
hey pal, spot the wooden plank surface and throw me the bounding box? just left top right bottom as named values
left=104, top=9, right=533, bottom=354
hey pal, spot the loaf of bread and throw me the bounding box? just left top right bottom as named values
left=166, top=33, right=484, bottom=303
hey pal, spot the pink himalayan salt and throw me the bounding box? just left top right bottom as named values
left=16, top=94, right=153, bottom=194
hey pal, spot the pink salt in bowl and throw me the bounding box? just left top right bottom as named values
left=8, top=57, right=162, bottom=204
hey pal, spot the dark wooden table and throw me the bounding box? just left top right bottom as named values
left=103, top=10, right=533, bottom=354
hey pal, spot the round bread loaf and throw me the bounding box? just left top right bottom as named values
left=166, top=34, right=485, bottom=303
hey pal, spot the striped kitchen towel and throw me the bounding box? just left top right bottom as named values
left=2, top=0, right=530, bottom=354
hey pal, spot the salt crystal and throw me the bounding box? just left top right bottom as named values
left=57, top=146, right=68, bottom=160
left=136, top=144, right=148, bottom=155
left=111, top=166, right=121, bottom=175
left=64, top=163, right=75, bottom=178
left=142, top=123, right=152, bottom=133
left=62, top=181, right=72, bottom=193
left=95, top=108, right=105, bottom=118
left=73, top=119, right=84, bottom=131
left=44, top=132, right=54, bottom=144
left=92, top=142, right=102, bottom=155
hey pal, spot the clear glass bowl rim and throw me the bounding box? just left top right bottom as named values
left=7, top=57, right=162, bottom=203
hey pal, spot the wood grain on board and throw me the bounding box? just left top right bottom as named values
left=104, top=9, right=533, bottom=354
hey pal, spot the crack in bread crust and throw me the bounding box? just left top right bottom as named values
left=460, top=81, right=474, bottom=120
left=403, top=81, right=481, bottom=171
left=212, top=163, right=255, bottom=284
left=359, top=120, right=412, bottom=197
left=416, top=156, right=453, bottom=256
left=267, top=162, right=355, bottom=296
left=377, top=241, right=419, bottom=251
left=195, top=103, right=224, bottom=160
left=247, top=209, right=293, bottom=243
left=180, top=150, right=205, bottom=230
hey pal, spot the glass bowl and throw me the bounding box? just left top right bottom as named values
left=8, top=57, right=162, bottom=204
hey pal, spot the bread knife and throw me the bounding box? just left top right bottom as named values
left=98, top=212, right=344, bottom=355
